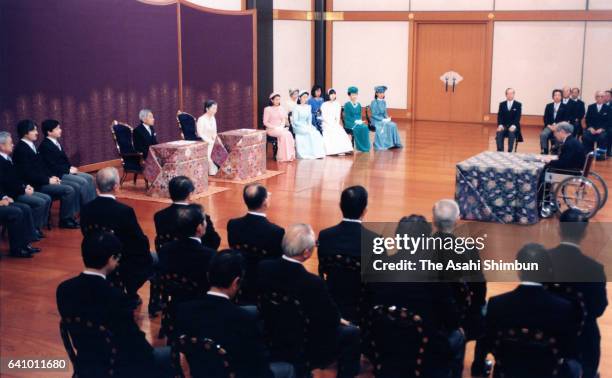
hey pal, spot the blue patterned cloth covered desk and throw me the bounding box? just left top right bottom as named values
left=455, top=151, right=556, bottom=224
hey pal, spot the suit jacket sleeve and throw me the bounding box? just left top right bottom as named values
left=496, top=103, right=503, bottom=125
left=543, top=105, right=552, bottom=127
left=512, top=103, right=522, bottom=127
left=125, top=207, right=150, bottom=255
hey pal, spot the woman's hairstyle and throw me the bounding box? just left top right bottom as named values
left=374, top=91, right=386, bottom=99
left=328, top=88, right=336, bottom=96
left=298, top=91, right=309, bottom=105
left=311, top=85, right=323, bottom=97
left=204, top=99, right=217, bottom=112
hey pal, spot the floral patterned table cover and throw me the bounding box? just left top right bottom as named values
left=455, top=151, right=556, bottom=224
left=144, top=140, right=209, bottom=198
left=214, top=129, right=267, bottom=180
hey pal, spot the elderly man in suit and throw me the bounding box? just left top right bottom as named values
left=133, top=109, right=158, bottom=160
left=583, top=91, right=610, bottom=153
left=0, top=131, right=51, bottom=236
left=570, top=88, right=586, bottom=137
left=80, top=167, right=154, bottom=305
left=38, top=119, right=96, bottom=205
left=12, top=120, right=79, bottom=228
left=257, top=224, right=361, bottom=378
left=496, top=88, right=522, bottom=152
left=541, top=89, right=571, bottom=154
left=0, top=184, right=40, bottom=258
left=548, top=210, right=608, bottom=378
left=56, top=232, right=171, bottom=377
left=547, top=122, right=586, bottom=171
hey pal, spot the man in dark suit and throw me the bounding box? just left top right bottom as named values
left=56, top=232, right=171, bottom=377
left=318, top=185, right=378, bottom=322
left=0, top=186, right=39, bottom=257
left=228, top=184, right=285, bottom=303
left=133, top=109, right=158, bottom=160
left=257, top=224, right=360, bottom=378
left=548, top=209, right=608, bottom=378
left=496, top=88, right=522, bottom=152
left=570, top=88, right=586, bottom=137
left=583, top=91, right=610, bottom=152
left=176, top=250, right=295, bottom=378
left=541, top=89, right=570, bottom=154
left=39, top=119, right=96, bottom=205
left=158, top=204, right=215, bottom=301
left=80, top=167, right=153, bottom=303
left=0, top=131, right=51, bottom=236
left=154, top=175, right=220, bottom=250
left=547, top=122, right=586, bottom=171
left=12, top=120, right=79, bottom=228
left=486, top=243, right=581, bottom=378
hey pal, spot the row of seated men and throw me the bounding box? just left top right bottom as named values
left=55, top=171, right=607, bottom=378
left=495, top=87, right=612, bottom=155
left=0, top=120, right=96, bottom=258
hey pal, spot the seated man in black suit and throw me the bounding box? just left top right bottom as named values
left=13, top=120, right=79, bottom=228
left=548, top=209, right=608, bottom=378
left=570, top=87, right=586, bottom=137
left=158, top=204, right=215, bottom=302
left=486, top=243, right=580, bottom=378
left=546, top=122, right=586, bottom=172
left=257, top=223, right=360, bottom=378
left=133, top=109, right=158, bottom=160
left=154, top=175, right=220, bottom=250
left=541, top=89, right=570, bottom=154
left=228, top=184, right=285, bottom=303
left=496, top=88, right=522, bottom=152
left=318, top=185, right=378, bottom=322
left=176, top=250, right=295, bottom=378
left=0, top=186, right=39, bottom=258
left=0, top=131, right=51, bottom=236
left=80, top=167, right=154, bottom=304
left=39, top=119, right=96, bottom=205
left=56, top=232, right=171, bottom=377
left=583, top=91, right=610, bottom=153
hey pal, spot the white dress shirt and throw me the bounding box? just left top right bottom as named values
left=22, top=138, right=37, bottom=153
left=247, top=211, right=267, bottom=218
left=342, top=218, right=362, bottom=224
left=47, top=137, right=62, bottom=150
left=98, top=194, right=116, bottom=200
left=83, top=270, right=106, bottom=279
left=207, top=291, right=230, bottom=300
left=506, top=100, right=513, bottom=111
left=142, top=123, right=153, bottom=136
left=282, top=255, right=303, bottom=265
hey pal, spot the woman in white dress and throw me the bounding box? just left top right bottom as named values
left=292, top=90, right=325, bottom=159
left=196, top=100, right=219, bottom=175
left=320, top=88, right=353, bottom=155
left=285, top=88, right=299, bottom=115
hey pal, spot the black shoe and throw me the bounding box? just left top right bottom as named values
left=59, top=218, right=79, bottom=229
left=541, top=149, right=548, bottom=155
left=10, top=248, right=33, bottom=258
left=26, top=245, right=41, bottom=254
left=471, top=359, right=493, bottom=377
left=36, top=229, right=45, bottom=239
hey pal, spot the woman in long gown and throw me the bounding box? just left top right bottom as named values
left=293, top=90, right=325, bottom=159
left=196, top=99, right=219, bottom=175
left=263, top=93, right=296, bottom=162
left=370, top=85, right=403, bottom=150
left=342, top=86, right=371, bottom=152
left=320, top=88, right=353, bottom=155
left=285, top=88, right=299, bottom=115
left=307, top=85, right=324, bottom=134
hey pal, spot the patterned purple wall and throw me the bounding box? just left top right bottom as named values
left=0, top=0, right=255, bottom=166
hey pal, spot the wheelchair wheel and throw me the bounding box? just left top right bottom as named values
left=587, top=172, right=608, bottom=210
left=555, top=176, right=602, bottom=218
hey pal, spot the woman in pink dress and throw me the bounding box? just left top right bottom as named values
left=263, top=93, right=296, bottom=162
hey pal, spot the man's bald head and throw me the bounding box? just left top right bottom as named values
left=243, top=184, right=268, bottom=211
left=96, top=167, right=120, bottom=193
left=562, top=86, right=571, bottom=98
left=433, top=199, right=460, bottom=233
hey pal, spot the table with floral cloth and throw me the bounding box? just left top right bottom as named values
left=143, top=140, right=209, bottom=198
left=212, top=129, right=267, bottom=181
left=455, top=151, right=556, bottom=224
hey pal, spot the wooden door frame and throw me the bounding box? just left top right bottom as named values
left=411, top=19, right=493, bottom=123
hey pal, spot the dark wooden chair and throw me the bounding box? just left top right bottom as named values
left=232, top=243, right=274, bottom=305
left=110, top=121, right=148, bottom=189
left=60, top=317, right=117, bottom=377
left=171, top=335, right=234, bottom=378
left=544, top=283, right=588, bottom=337
left=154, top=233, right=179, bottom=253
left=363, top=305, right=429, bottom=378
left=176, top=111, right=201, bottom=141
left=318, top=254, right=363, bottom=323
left=266, top=135, right=279, bottom=160
left=340, top=107, right=355, bottom=146
left=491, top=328, right=566, bottom=378
left=258, top=291, right=312, bottom=376
left=158, top=272, right=202, bottom=342
left=364, top=105, right=377, bottom=132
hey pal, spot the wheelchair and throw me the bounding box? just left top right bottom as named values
left=540, top=151, right=608, bottom=219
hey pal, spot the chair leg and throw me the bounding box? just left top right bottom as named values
left=133, top=173, right=138, bottom=185
left=273, top=142, right=278, bottom=161
left=120, top=171, right=127, bottom=186
left=145, top=178, right=149, bottom=190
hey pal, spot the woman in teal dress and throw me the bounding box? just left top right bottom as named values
left=307, top=84, right=324, bottom=134
left=370, top=85, right=403, bottom=150
left=293, top=90, right=325, bottom=159
left=342, top=86, right=371, bottom=152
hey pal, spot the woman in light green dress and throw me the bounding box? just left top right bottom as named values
left=370, top=85, right=403, bottom=150
left=342, top=86, right=371, bottom=152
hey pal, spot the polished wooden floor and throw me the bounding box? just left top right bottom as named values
left=1, top=121, right=611, bottom=377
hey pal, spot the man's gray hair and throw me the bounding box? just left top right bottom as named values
left=556, top=121, right=574, bottom=135
left=282, top=223, right=316, bottom=257
left=139, top=109, right=153, bottom=122
left=0, top=131, right=11, bottom=145
left=96, top=167, right=120, bottom=193
left=433, top=199, right=460, bottom=233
